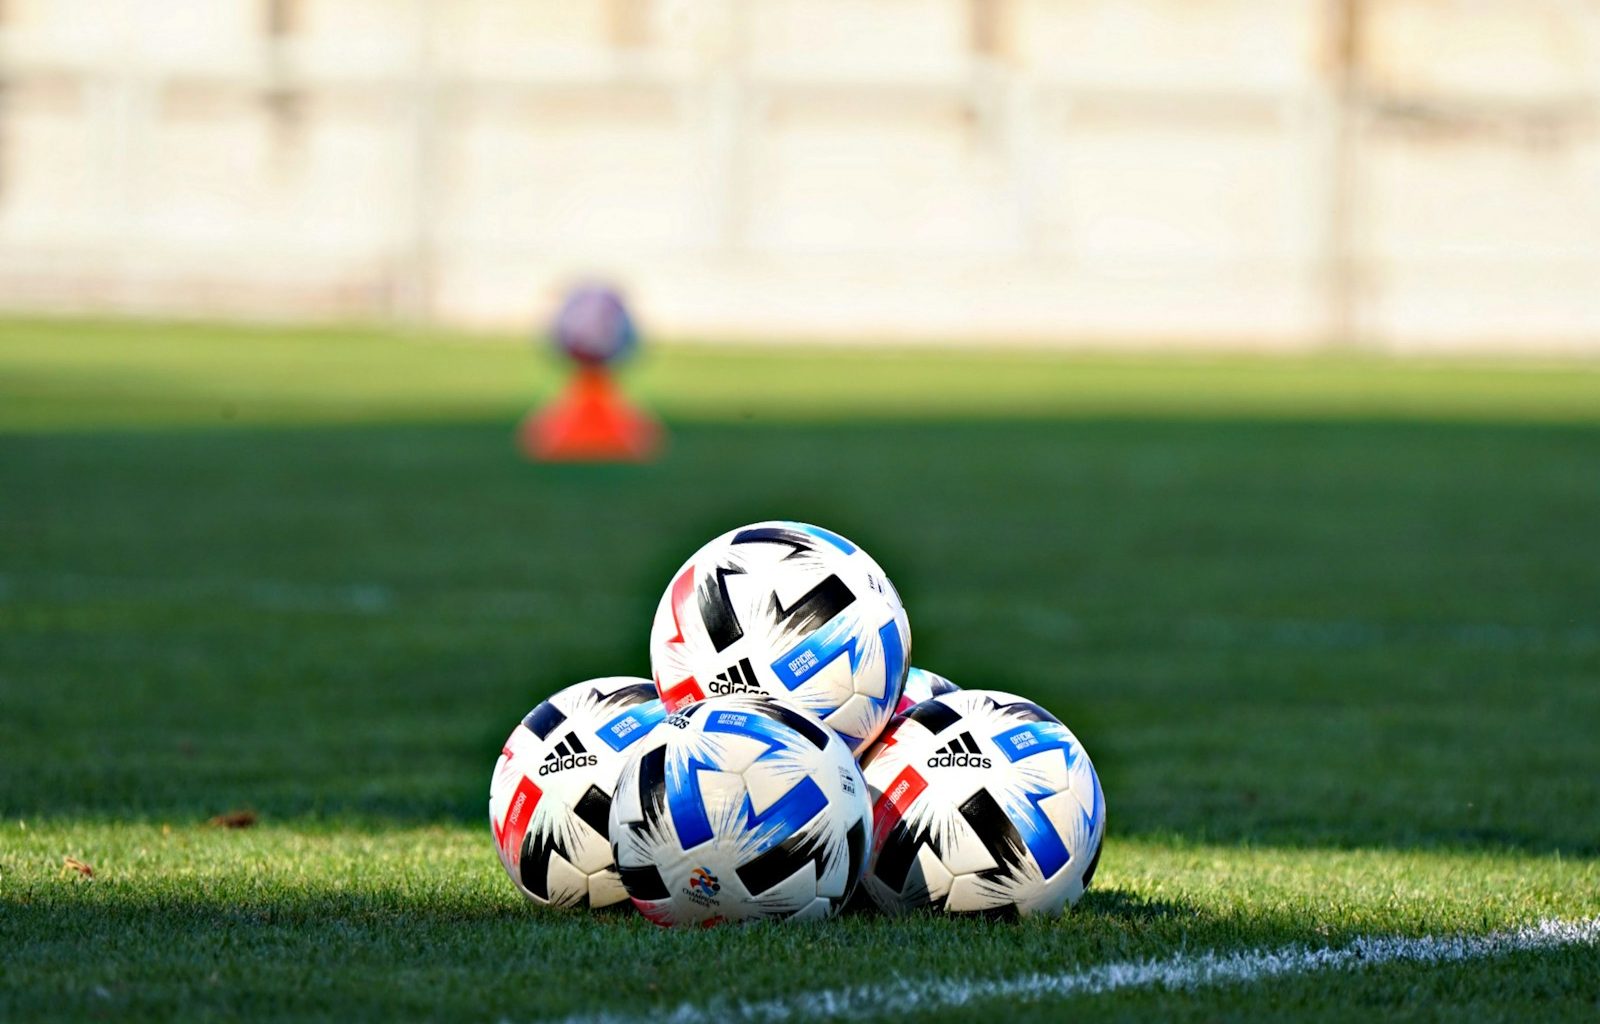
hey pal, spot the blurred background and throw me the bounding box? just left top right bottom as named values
left=1, top=0, right=1599, bottom=352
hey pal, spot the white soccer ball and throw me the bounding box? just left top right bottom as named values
left=894, top=666, right=960, bottom=716
left=489, top=677, right=667, bottom=909
left=859, top=689, right=1105, bottom=917
left=649, top=521, right=911, bottom=755
left=608, top=694, right=871, bottom=926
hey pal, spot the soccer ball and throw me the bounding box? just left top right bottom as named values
left=608, top=694, right=871, bottom=926
left=489, top=677, right=667, bottom=909
left=550, top=283, right=637, bottom=365
left=894, top=666, right=960, bottom=716
left=649, top=521, right=911, bottom=755
left=859, top=689, right=1105, bottom=917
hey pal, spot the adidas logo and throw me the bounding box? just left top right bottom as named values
left=539, top=733, right=599, bottom=775
left=926, top=731, right=992, bottom=769
left=707, top=657, right=762, bottom=696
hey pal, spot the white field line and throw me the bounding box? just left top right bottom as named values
left=545, top=916, right=1600, bottom=1024
left=0, top=571, right=396, bottom=615
left=4, top=572, right=1598, bottom=650
left=0, top=571, right=632, bottom=619
left=3, top=569, right=1600, bottom=646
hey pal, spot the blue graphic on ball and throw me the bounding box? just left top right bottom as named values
left=666, top=709, right=830, bottom=855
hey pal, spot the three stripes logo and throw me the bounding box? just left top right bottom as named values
left=926, top=731, right=992, bottom=770
left=539, top=733, right=599, bottom=776
left=707, top=657, right=762, bottom=696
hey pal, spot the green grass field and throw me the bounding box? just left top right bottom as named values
left=2, top=317, right=1598, bottom=1021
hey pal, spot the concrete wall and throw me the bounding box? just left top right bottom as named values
left=0, top=0, right=1597, bottom=352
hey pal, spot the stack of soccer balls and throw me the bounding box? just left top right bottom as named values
left=489, top=521, right=1105, bottom=925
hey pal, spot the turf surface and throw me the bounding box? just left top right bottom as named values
left=2, top=318, right=1598, bottom=1020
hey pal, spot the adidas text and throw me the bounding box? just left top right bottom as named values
left=926, top=750, right=992, bottom=769
left=539, top=753, right=598, bottom=775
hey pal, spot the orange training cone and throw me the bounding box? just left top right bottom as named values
left=519, top=364, right=661, bottom=462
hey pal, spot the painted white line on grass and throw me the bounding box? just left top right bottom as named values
left=0, top=571, right=634, bottom=619
left=545, top=916, right=1600, bottom=1024
left=7, top=573, right=1597, bottom=649
left=0, top=571, right=396, bottom=615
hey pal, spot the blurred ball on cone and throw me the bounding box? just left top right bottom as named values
left=551, top=284, right=638, bottom=366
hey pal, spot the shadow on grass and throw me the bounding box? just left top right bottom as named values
left=1077, top=888, right=1193, bottom=923
left=0, top=880, right=1288, bottom=1013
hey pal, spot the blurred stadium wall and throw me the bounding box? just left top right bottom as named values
left=0, top=0, right=1597, bottom=353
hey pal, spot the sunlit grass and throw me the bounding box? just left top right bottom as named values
left=3, top=315, right=1598, bottom=431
